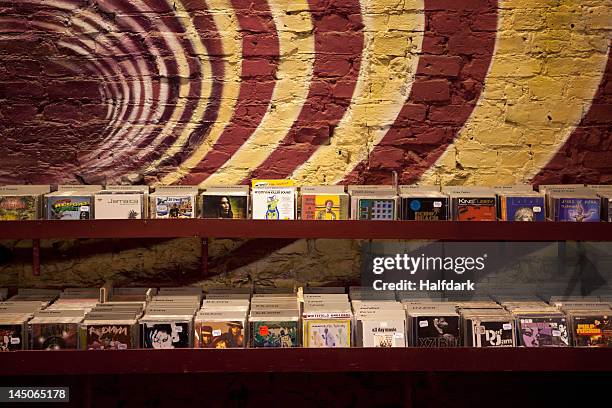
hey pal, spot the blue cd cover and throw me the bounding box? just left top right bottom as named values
left=504, top=196, right=545, bottom=221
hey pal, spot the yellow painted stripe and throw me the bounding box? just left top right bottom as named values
left=290, top=0, right=425, bottom=185
left=159, top=0, right=242, bottom=185
left=203, top=0, right=315, bottom=185
left=420, top=0, right=611, bottom=185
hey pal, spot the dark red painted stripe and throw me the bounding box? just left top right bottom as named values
left=532, top=53, right=612, bottom=185
left=179, top=0, right=280, bottom=185
left=343, top=0, right=498, bottom=184
left=245, top=0, right=364, bottom=181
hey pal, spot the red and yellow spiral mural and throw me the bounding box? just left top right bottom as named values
left=0, top=0, right=610, bottom=186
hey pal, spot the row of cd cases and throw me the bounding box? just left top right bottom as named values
left=1, top=182, right=611, bottom=222
left=1, top=286, right=611, bottom=350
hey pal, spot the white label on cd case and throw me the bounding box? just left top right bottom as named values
left=503, top=323, right=512, bottom=330
left=419, top=320, right=428, bottom=327
left=175, top=326, right=183, bottom=332
left=521, top=319, right=533, bottom=324
left=379, top=321, right=388, bottom=328
left=433, top=201, right=442, bottom=208
left=118, top=343, right=127, bottom=350
left=10, top=337, right=20, bottom=344
left=394, top=333, right=404, bottom=338
left=212, top=329, right=222, bottom=337
left=552, top=330, right=561, bottom=337
left=80, top=206, right=90, bottom=211
left=533, top=206, right=542, bottom=213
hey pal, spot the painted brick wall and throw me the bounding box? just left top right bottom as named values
left=0, top=0, right=610, bottom=288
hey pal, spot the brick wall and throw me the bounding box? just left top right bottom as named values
left=0, top=0, right=610, bottom=288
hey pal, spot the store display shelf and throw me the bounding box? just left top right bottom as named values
left=2, top=348, right=611, bottom=375
left=1, top=219, right=611, bottom=241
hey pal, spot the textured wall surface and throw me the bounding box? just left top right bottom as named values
left=0, top=0, right=611, bottom=288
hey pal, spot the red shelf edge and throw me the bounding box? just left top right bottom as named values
left=1, top=220, right=611, bottom=241
left=2, top=348, right=611, bottom=375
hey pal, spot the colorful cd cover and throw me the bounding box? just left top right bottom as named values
left=30, top=323, right=79, bottom=350
left=46, top=196, right=93, bottom=220
left=555, top=198, right=601, bottom=222
left=304, top=320, right=351, bottom=348
left=400, top=197, right=449, bottom=221
left=250, top=321, right=298, bottom=348
left=518, top=317, right=569, bottom=347
left=85, top=324, right=132, bottom=350
left=252, top=187, right=295, bottom=220
left=572, top=315, right=612, bottom=347
left=0, top=325, right=23, bottom=351
left=202, top=195, right=248, bottom=219
left=414, top=316, right=460, bottom=347
left=195, top=321, right=245, bottom=348
left=454, top=197, right=496, bottom=221
left=358, top=199, right=396, bottom=220
left=0, top=196, right=38, bottom=220
left=153, top=196, right=196, bottom=219
left=142, top=322, right=191, bottom=349
left=502, top=196, right=545, bottom=221
left=301, top=194, right=348, bottom=220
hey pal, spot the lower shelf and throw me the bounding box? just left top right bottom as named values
left=3, top=348, right=611, bottom=375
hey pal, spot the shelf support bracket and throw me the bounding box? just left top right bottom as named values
left=32, top=239, right=40, bottom=276
left=201, top=237, right=209, bottom=278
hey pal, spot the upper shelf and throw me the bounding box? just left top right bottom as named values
left=0, top=220, right=610, bottom=241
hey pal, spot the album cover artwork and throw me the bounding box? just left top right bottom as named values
left=86, top=324, right=132, bottom=350
left=472, top=321, right=515, bottom=347
left=94, top=193, right=143, bottom=219
left=252, top=188, right=295, bottom=220
left=0, top=196, right=38, bottom=220
left=250, top=321, right=298, bottom=348
left=142, top=322, right=191, bottom=349
left=305, top=320, right=351, bottom=348
left=153, top=196, right=196, bottom=219
left=414, top=316, right=460, bottom=347
left=0, top=325, right=23, bottom=351
left=555, top=198, right=601, bottom=222
left=400, top=197, right=449, bottom=221
left=518, top=317, right=569, bottom=347
left=301, top=194, right=347, bottom=220
left=30, top=323, right=79, bottom=350
left=360, top=319, right=406, bottom=347
left=358, top=199, right=395, bottom=220
left=195, top=321, right=245, bottom=348
left=572, top=315, right=612, bottom=347
left=202, top=195, right=248, bottom=219
left=46, top=196, right=93, bottom=220
left=503, top=196, right=545, bottom=221
left=454, top=197, right=496, bottom=221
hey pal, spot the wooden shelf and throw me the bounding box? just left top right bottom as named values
left=3, top=348, right=611, bottom=375
left=0, top=220, right=611, bottom=241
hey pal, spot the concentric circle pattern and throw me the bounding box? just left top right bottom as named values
left=0, top=0, right=610, bottom=186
